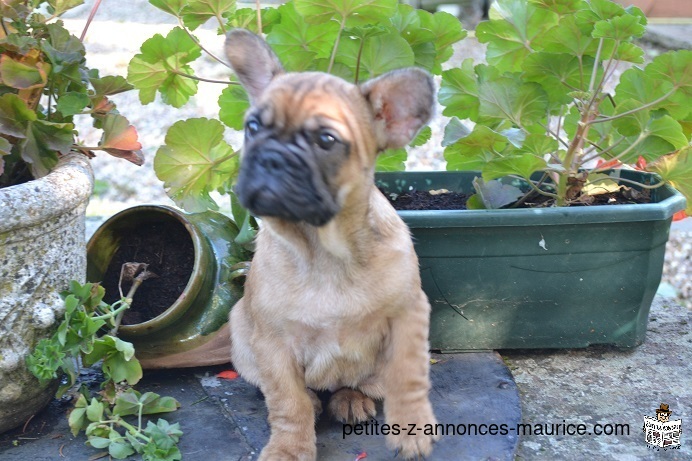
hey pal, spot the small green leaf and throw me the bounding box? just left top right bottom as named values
left=482, top=153, right=547, bottom=181
left=410, top=126, right=431, bottom=147
left=88, top=436, right=111, bottom=449
left=266, top=2, right=339, bottom=72
left=47, top=0, right=84, bottom=16
left=439, top=60, right=479, bottom=120
left=127, top=27, right=202, bottom=108
left=21, top=120, right=74, bottom=177
left=477, top=72, right=549, bottom=126
left=56, top=92, right=90, bottom=116
left=294, top=0, right=398, bottom=26
left=476, top=0, right=559, bottom=72
left=376, top=148, right=407, bottom=172
left=86, top=398, right=105, bottom=422
left=155, top=118, right=239, bottom=212
left=649, top=147, right=692, bottom=214
left=90, top=75, right=134, bottom=96
left=442, top=117, right=471, bottom=147
left=0, top=55, right=47, bottom=89
left=149, top=0, right=186, bottom=17
left=226, top=8, right=281, bottom=34
left=473, top=177, right=524, bottom=209
left=444, top=125, right=508, bottom=171
left=592, top=12, right=645, bottom=41
left=340, top=32, right=414, bottom=80
left=181, top=0, right=237, bottom=30
left=109, top=440, right=135, bottom=459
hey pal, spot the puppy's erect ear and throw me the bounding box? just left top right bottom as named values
left=225, top=29, right=284, bottom=102
left=360, top=68, right=434, bottom=150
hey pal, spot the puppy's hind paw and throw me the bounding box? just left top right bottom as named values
left=328, top=388, right=377, bottom=424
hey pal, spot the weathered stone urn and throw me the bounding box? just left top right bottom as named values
left=0, top=154, right=93, bottom=434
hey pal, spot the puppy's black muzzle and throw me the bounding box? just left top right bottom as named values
left=235, top=140, right=340, bottom=227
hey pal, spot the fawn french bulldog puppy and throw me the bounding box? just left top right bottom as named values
left=226, top=29, right=438, bottom=460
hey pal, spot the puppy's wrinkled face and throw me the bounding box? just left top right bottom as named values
left=226, top=29, right=434, bottom=227
left=235, top=74, right=365, bottom=226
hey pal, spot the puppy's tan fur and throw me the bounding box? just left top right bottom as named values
left=226, top=30, right=438, bottom=460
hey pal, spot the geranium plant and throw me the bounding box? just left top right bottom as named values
left=126, top=0, right=466, bottom=240
left=0, top=0, right=143, bottom=188
left=439, top=0, right=691, bottom=213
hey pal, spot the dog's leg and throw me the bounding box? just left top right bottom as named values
left=255, top=342, right=317, bottom=461
left=328, top=388, right=377, bottom=423
left=307, top=389, right=323, bottom=418
left=382, top=293, right=439, bottom=459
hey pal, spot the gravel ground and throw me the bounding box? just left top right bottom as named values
left=62, top=2, right=690, bottom=309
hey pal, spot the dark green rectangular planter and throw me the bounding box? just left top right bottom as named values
left=375, top=170, right=687, bottom=351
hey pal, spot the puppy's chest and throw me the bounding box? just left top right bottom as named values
left=287, top=316, right=389, bottom=390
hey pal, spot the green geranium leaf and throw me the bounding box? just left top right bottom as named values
left=56, top=92, right=90, bottom=116
left=337, top=32, right=414, bottom=81
left=442, top=117, right=471, bottom=147
left=226, top=8, right=281, bottom=34
left=88, top=436, right=112, bottom=449
left=592, top=12, right=645, bottom=41
left=0, top=137, right=11, bottom=173
left=421, top=10, right=468, bottom=72
left=478, top=72, right=549, bottom=126
left=0, top=55, right=48, bottom=89
left=540, top=14, right=596, bottom=58
left=483, top=153, right=547, bottom=181
left=376, top=148, right=406, bottom=172
left=520, top=133, right=559, bottom=157
left=646, top=50, right=692, bottom=118
left=444, top=125, right=508, bottom=171
left=149, top=0, right=186, bottom=17
left=476, top=0, right=558, bottom=72
left=218, top=85, right=249, bottom=130
left=155, top=118, right=239, bottom=212
left=0, top=93, right=37, bottom=138
left=43, top=23, right=86, bottom=68
left=439, top=59, right=479, bottom=120
left=109, top=441, right=135, bottom=459
left=47, top=0, right=84, bottom=16
left=266, top=2, right=339, bottom=72
left=473, top=176, right=524, bottom=209
left=85, top=397, right=105, bottom=422
left=127, top=27, right=202, bottom=107
left=22, top=120, right=74, bottom=177
left=90, top=75, right=134, bottom=96
left=294, top=0, right=397, bottom=26
left=181, top=0, right=237, bottom=30
left=68, top=395, right=88, bottom=437
left=529, top=0, right=586, bottom=15
left=410, top=126, right=431, bottom=147
left=523, top=52, right=596, bottom=106
left=649, top=147, right=692, bottom=215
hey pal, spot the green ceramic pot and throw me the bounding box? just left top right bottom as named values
left=87, top=205, right=249, bottom=368
left=376, top=170, right=686, bottom=350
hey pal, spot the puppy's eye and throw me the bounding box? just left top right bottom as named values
left=316, top=131, right=337, bottom=150
left=246, top=119, right=261, bottom=136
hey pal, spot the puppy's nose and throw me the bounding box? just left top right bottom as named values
left=257, top=150, right=287, bottom=174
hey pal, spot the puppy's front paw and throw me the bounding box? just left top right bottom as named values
left=386, top=403, right=439, bottom=460
left=328, top=388, right=377, bottom=424
left=258, top=442, right=316, bottom=461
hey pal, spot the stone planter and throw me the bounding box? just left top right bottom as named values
left=0, top=154, right=94, bottom=434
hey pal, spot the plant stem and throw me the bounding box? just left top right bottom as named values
left=327, top=17, right=347, bottom=74
left=587, top=175, right=665, bottom=190
left=588, top=88, right=677, bottom=125
left=509, top=175, right=560, bottom=199
left=169, top=68, right=234, bottom=84
left=179, top=20, right=233, bottom=69
left=255, top=0, right=263, bottom=34
left=354, top=37, right=365, bottom=84
left=589, top=132, right=647, bottom=172
left=588, top=38, right=603, bottom=93
left=80, top=0, right=103, bottom=42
